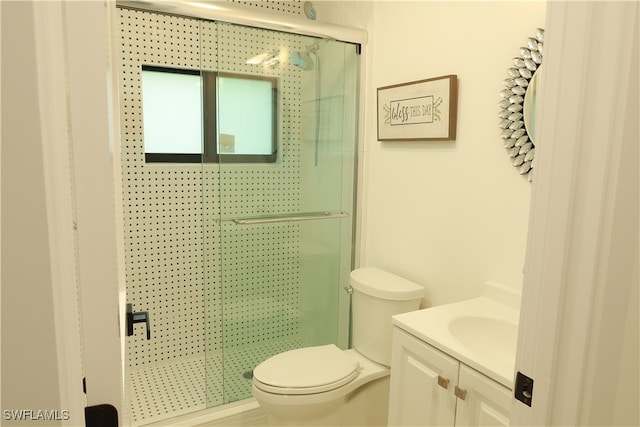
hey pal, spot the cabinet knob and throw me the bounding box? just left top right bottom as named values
left=454, top=385, right=467, bottom=400
left=437, top=375, right=450, bottom=389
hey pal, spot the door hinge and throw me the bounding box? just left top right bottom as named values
left=83, top=377, right=86, bottom=394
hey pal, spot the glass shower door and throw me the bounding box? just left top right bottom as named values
left=209, top=23, right=360, bottom=403
left=119, top=5, right=360, bottom=423
left=118, top=8, right=217, bottom=425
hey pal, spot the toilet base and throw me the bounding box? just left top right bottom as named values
left=254, top=376, right=390, bottom=426
left=259, top=397, right=344, bottom=426
left=343, top=376, right=389, bottom=426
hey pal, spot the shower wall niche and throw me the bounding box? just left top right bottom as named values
left=118, top=5, right=359, bottom=425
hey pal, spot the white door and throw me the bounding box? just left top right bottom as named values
left=388, top=328, right=459, bottom=426
left=512, top=1, right=639, bottom=425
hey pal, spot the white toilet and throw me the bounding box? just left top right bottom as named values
left=252, top=267, right=424, bottom=426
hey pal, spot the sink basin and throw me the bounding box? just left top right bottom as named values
left=448, top=316, right=518, bottom=365
left=393, top=284, right=521, bottom=388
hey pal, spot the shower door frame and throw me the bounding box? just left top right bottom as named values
left=116, top=0, right=368, bottom=44
left=110, top=1, right=368, bottom=424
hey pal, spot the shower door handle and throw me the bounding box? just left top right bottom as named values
left=232, top=211, right=349, bottom=225
left=126, top=303, right=151, bottom=340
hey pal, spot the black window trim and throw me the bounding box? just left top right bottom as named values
left=141, top=65, right=278, bottom=164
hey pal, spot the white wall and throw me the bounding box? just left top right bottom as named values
left=1, top=2, right=64, bottom=424
left=319, top=1, right=545, bottom=307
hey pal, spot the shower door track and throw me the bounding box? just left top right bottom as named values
left=116, top=0, right=368, bottom=45
left=232, top=211, right=349, bottom=225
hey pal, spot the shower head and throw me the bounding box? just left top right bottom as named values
left=290, top=41, right=320, bottom=71
left=290, top=51, right=314, bottom=71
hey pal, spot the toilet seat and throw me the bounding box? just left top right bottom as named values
left=253, top=344, right=361, bottom=395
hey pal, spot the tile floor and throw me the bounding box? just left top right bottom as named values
left=126, top=338, right=305, bottom=426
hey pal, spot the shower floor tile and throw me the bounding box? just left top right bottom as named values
left=126, top=356, right=214, bottom=426
left=126, top=337, right=306, bottom=426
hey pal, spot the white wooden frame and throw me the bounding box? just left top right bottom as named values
left=376, top=75, right=458, bottom=141
left=30, top=3, right=86, bottom=423
left=66, top=0, right=126, bottom=416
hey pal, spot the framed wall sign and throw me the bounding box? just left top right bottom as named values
left=377, top=75, right=458, bottom=141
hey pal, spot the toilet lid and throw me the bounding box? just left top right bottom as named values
left=253, top=344, right=360, bottom=395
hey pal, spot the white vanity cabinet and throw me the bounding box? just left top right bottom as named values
left=388, top=328, right=512, bottom=427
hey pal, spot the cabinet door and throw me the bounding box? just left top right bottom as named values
left=388, top=328, right=459, bottom=426
left=454, top=365, right=512, bottom=426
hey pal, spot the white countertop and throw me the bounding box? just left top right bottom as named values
left=392, top=283, right=520, bottom=389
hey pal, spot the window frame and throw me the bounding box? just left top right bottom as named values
left=141, top=65, right=279, bottom=164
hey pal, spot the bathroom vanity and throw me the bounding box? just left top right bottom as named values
left=388, top=283, right=520, bottom=426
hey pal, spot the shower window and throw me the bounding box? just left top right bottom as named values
left=141, top=66, right=203, bottom=163
left=141, top=65, right=278, bottom=163
left=216, top=73, right=278, bottom=162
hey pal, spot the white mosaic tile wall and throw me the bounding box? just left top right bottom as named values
left=229, top=0, right=302, bottom=16
left=119, top=9, right=208, bottom=369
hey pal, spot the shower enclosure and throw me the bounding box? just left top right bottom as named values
left=117, top=3, right=363, bottom=425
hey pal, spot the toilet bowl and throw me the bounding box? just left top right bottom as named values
left=252, top=267, right=424, bottom=426
left=252, top=346, right=389, bottom=426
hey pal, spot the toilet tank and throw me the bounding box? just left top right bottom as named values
left=350, top=267, right=424, bottom=366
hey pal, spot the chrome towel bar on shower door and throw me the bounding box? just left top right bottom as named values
left=232, top=211, right=349, bottom=225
